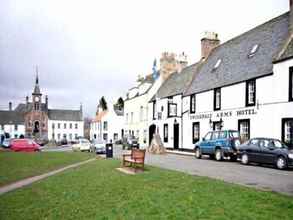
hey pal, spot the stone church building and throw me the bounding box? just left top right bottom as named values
left=0, top=75, right=84, bottom=142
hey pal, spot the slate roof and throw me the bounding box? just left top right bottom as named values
left=150, top=63, right=200, bottom=101
left=48, top=109, right=83, bottom=121
left=276, top=36, right=293, bottom=62
left=184, top=12, right=290, bottom=96
left=0, top=111, right=25, bottom=124
left=15, top=103, right=47, bottom=112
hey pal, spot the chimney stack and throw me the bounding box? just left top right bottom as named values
left=290, top=0, right=293, bottom=35
left=201, top=31, right=220, bottom=60
left=9, top=102, right=12, bottom=111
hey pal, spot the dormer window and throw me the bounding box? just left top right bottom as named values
left=248, top=44, right=259, bottom=58
left=213, top=59, right=222, bottom=71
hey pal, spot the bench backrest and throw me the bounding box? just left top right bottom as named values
left=131, top=149, right=146, bottom=161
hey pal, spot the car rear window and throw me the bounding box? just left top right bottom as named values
left=229, top=131, right=239, bottom=138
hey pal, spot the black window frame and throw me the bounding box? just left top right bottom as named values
left=167, top=103, right=177, bottom=118
left=238, top=119, right=250, bottom=143
left=190, top=94, right=196, bottom=114
left=282, top=118, right=293, bottom=149
left=163, top=123, right=168, bottom=142
left=246, top=79, right=256, bottom=106
left=289, top=67, right=293, bottom=102
left=213, top=88, right=221, bottom=111
left=192, top=122, right=200, bottom=144
left=153, top=100, right=156, bottom=120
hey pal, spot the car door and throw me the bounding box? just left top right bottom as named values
left=259, top=139, right=276, bottom=164
left=245, top=138, right=261, bottom=162
left=200, top=132, right=212, bottom=154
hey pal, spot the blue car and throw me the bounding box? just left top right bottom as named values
left=194, top=130, right=241, bottom=161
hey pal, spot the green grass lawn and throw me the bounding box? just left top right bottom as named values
left=0, top=151, right=94, bottom=186
left=0, top=159, right=292, bottom=220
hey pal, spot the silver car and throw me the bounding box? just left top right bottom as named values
left=92, top=139, right=106, bottom=154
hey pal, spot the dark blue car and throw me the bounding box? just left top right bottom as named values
left=194, top=130, right=241, bottom=161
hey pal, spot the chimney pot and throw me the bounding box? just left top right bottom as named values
left=9, top=102, right=12, bottom=111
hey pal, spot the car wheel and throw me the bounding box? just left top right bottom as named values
left=195, top=147, right=201, bottom=159
left=276, top=156, right=287, bottom=170
left=215, top=149, right=222, bottom=161
left=241, top=153, right=249, bottom=165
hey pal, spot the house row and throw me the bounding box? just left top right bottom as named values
left=119, top=3, right=293, bottom=150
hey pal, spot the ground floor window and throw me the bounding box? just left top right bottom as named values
left=75, top=134, right=78, bottom=139
left=113, top=133, right=118, bottom=141
left=143, top=129, right=147, bottom=143
left=69, top=133, right=72, bottom=140
left=103, top=133, right=108, bottom=142
left=238, top=119, right=250, bottom=143
left=213, top=121, right=222, bottom=131
left=282, top=118, right=293, bottom=148
left=57, top=133, right=61, bottom=140
left=164, top=124, right=168, bottom=142
left=52, top=133, right=55, bottom=139
left=192, top=122, right=200, bottom=144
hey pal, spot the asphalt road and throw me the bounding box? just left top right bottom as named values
left=113, top=145, right=293, bottom=196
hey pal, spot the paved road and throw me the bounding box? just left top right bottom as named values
left=114, top=145, right=293, bottom=196
left=41, top=145, right=72, bottom=152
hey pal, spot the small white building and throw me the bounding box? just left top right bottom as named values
left=90, top=105, right=124, bottom=142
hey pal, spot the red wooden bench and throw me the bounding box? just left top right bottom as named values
left=122, top=149, right=146, bottom=172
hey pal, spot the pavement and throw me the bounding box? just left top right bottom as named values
left=114, top=145, right=293, bottom=196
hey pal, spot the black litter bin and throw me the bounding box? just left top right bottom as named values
left=105, top=143, right=113, bottom=158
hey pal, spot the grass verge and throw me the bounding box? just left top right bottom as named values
left=0, top=159, right=292, bottom=220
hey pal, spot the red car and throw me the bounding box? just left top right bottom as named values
left=10, top=139, right=40, bottom=152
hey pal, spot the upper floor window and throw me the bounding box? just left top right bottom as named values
left=14, top=124, right=18, bottom=131
left=153, top=101, right=156, bottom=120
left=190, top=94, right=196, bottom=113
left=140, top=106, right=143, bottom=122
left=52, top=123, right=55, bottom=129
left=75, top=123, right=78, bottom=129
left=1, top=124, right=4, bottom=130
left=104, top=121, right=108, bottom=131
left=64, top=123, right=67, bottom=129
left=163, top=124, right=168, bottom=142
left=168, top=103, right=177, bottom=117
left=131, top=112, right=134, bottom=123
left=126, top=113, right=128, bottom=124
left=58, top=123, right=61, bottom=129
left=70, top=123, right=72, bottom=129
left=168, top=96, right=173, bottom=103
left=289, top=67, right=293, bottom=102
left=246, top=79, right=256, bottom=106
left=214, top=88, right=221, bottom=111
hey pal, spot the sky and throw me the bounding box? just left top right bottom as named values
left=0, top=0, right=289, bottom=117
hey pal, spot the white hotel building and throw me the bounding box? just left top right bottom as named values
left=150, top=7, right=293, bottom=150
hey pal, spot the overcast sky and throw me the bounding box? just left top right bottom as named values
left=0, top=0, right=289, bottom=117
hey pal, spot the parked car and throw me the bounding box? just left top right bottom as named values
left=194, top=130, right=240, bottom=161
left=238, top=138, right=293, bottom=170
left=10, top=139, right=40, bottom=152
left=122, top=136, right=139, bottom=150
left=91, top=139, right=106, bottom=154
left=72, top=138, right=91, bottom=152
left=1, top=138, right=12, bottom=148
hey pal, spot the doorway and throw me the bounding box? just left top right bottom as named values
left=149, top=124, right=156, bottom=145
left=173, top=123, right=179, bottom=149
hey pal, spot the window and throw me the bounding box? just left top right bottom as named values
left=136, top=130, right=139, bottom=140
left=70, top=123, right=72, bottom=129
left=164, top=124, right=168, bottom=142
left=1, top=124, right=4, bottom=130
left=192, top=122, right=200, bottom=144
left=126, top=113, right=128, bottom=124
left=75, top=134, right=78, bottom=139
left=213, top=59, right=222, bottom=71
left=52, top=123, right=55, bottom=129
left=289, top=67, right=293, bottom=102
left=103, top=133, right=108, bottom=142
left=213, top=121, right=222, bottom=131
left=140, top=106, right=143, bottom=122
left=204, top=132, right=212, bottom=140
left=190, top=94, right=196, bottom=113
left=168, top=103, right=177, bottom=117
left=214, top=88, right=221, bottom=110
left=14, top=124, right=18, bottom=131
left=143, top=129, right=147, bottom=143
left=58, top=123, right=61, bottom=129
left=248, top=44, right=259, bottom=58
left=103, top=121, right=108, bottom=131
left=69, top=133, right=72, bottom=140
left=57, top=133, right=61, bottom=140
left=75, top=123, right=78, bottom=129
left=238, top=119, right=250, bottom=143
left=282, top=118, right=293, bottom=148
left=153, top=101, right=156, bottom=120
left=250, top=139, right=259, bottom=146
left=212, top=131, right=220, bottom=140
left=52, top=133, right=55, bottom=139
left=114, top=133, right=118, bottom=141
left=246, top=79, right=256, bottom=106
left=64, top=123, right=66, bottom=129
left=219, top=131, right=227, bottom=139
